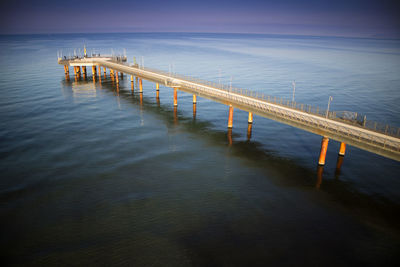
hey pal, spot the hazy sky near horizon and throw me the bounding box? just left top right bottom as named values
left=0, top=0, right=399, bottom=37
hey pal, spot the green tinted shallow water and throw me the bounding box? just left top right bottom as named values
left=0, top=33, right=400, bottom=266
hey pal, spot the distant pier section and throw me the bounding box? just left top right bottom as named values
left=58, top=51, right=400, bottom=165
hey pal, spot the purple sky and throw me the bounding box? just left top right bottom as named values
left=1, top=0, right=399, bottom=37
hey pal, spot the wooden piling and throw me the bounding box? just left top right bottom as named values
left=228, top=105, right=234, bottom=128
left=318, top=137, right=329, bottom=165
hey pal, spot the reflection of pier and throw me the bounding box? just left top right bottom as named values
left=58, top=52, right=400, bottom=179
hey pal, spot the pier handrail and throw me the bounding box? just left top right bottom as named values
left=134, top=65, right=400, bottom=139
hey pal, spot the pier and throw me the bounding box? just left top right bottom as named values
left=58, top=53, right=400, bottom=169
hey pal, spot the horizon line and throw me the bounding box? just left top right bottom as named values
left=0, top=31, right=399, bottom=41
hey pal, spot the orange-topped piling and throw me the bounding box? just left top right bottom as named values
left=92, top=66, right=96, bottom=77
left=64, top=65, right=69, bottom=75
left=339, top=142, right=346, bottom=156
left=248, top=112, right=253, bottom=124
left=173, top=88, right=178, bottom=106
left=156, top=83, right=159, bottom=98
left=115, top=71, right=119, bottom=84
left=228, top=105, right=234, bottom=128
left=139, top=79, right=143, bottom=93
left=193, top=94, right=197, bottom=104
left=318, top=137, right=329, bottom=165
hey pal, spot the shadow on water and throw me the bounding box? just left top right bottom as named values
left=61, top=78, right=400, bottom=234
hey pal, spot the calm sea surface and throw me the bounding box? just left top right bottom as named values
left=1, top=33, right=400, bottom=266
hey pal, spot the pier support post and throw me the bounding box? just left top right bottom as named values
left=131, top=75, right=134, bottom=83
left=98, top=66, right=101, bottom=76
left=115, top=71, right=119, bottom=84
left=131, top=80, right=134, bottom=92
left=156, top=83, right=160, bottom=98
left=193, top=94, right=197, bottom=104
left=103, top=67, right=106, bottom=77
left=318, top=137, right=329, bottom=165
left=82, top=66, right=86, bottom=76
left=193, top=103, right=197, bottom=119
left=228, top=105, right=234, bottom=128
left=339, top=142, right=346, bottom=156
left=120, top=72, right=123, bottom=79
left=92, top=66, right=97, bottom=77
left=139, top=79, right=143, bottom=93
left=173, top=88, right=178, bottom=106
left=248, top=112, right=253, bottom=124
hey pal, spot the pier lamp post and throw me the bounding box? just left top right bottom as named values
left=326, top=96, right=333, bottom=118
left=292, top=81, right=296, bottom=102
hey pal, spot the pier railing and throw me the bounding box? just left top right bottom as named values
left=135, top=65, right=399, bottom=139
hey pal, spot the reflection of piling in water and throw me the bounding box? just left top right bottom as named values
left=131, top=81, right=134, bottom=93
left=335, top=155, right=344, bottom=178
left=193, top=103, right=196, bottom=119
left=139, top=79, right=143, bottom=93
left=227, top=128, right=233, bottom=146
left=316, top=165, right=324, bottom=189
left=140, top=92, right=143, bottom=105
left=247, top=123, right=253, bottom=141
left=174, top=106, right=178, bottom=125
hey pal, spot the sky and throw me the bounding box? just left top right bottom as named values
left=0, top=0, right=399, bottom=38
